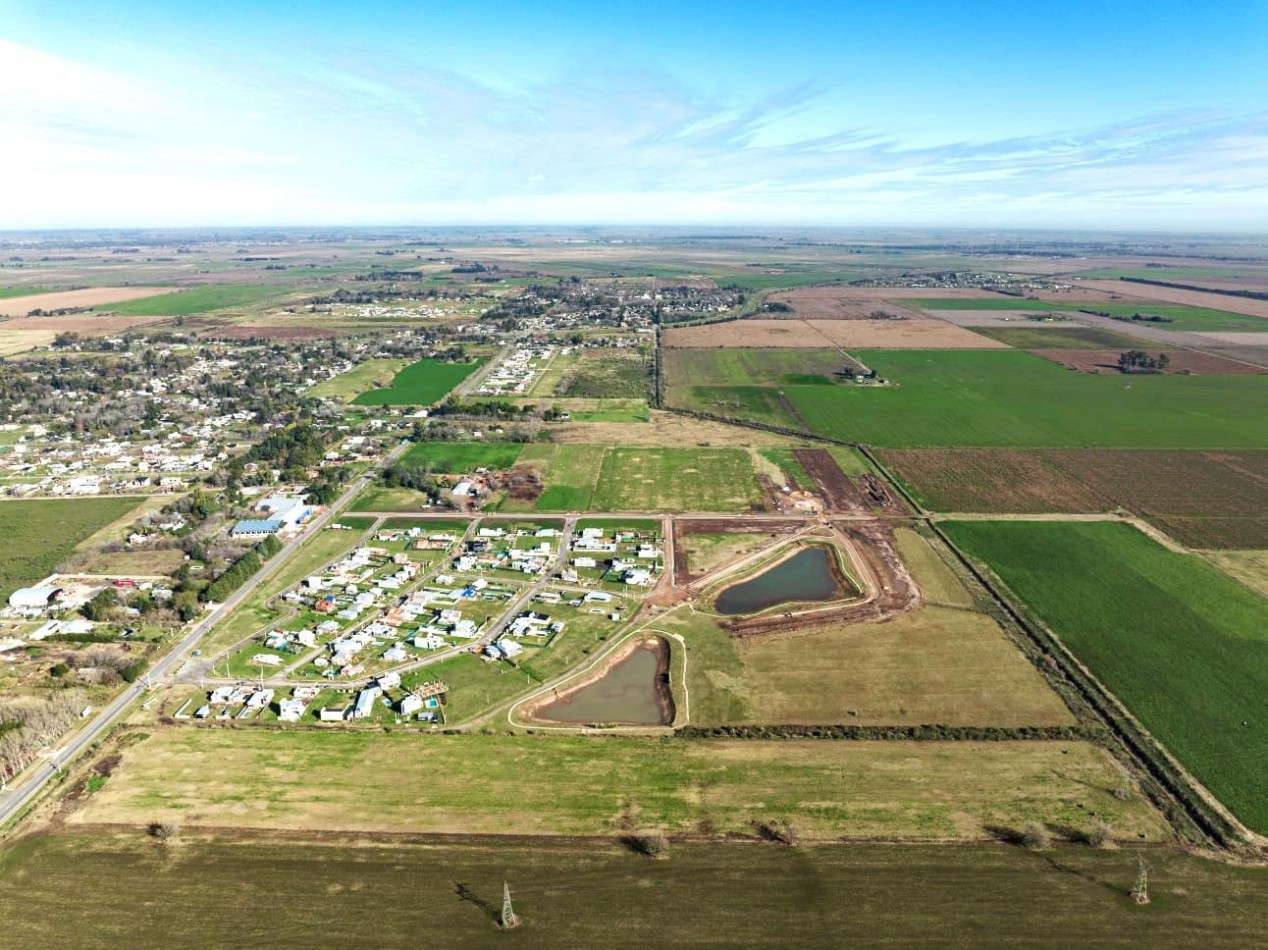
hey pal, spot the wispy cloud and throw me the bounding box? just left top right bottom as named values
left=1, top=36, right=1265, bottom=228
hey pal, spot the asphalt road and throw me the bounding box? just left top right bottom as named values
left=0, top=441, right=407, bottom=828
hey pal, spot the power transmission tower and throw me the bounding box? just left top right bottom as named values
left=500, top=880, right=520, bottom=929
left=1130, top=854, right=1151, bottom=905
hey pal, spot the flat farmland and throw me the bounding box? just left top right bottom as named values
left=547, top=409, right=807, bottom=448
left=14, top=835, right=1268, bottom=950
left=352, top=357, right=484, bottom=406
left=70, top=729, right=1163, bottom=842
left=96, top=283, right=287, bottom=316
left=879, top=448, right=1112, bottom=513
left=663, top=318, right=1003, bottom=349
left=882, top=449, right=1268, bottom=545
left=780, top=351, right=1268, bottom=448
left=591, top=447, right=765, bottom=511
left=1204, top=551, right=1268, bottom=598
left=971, top=324, right=1153, bottom=350
left=1032, top=349, right=1264, bottom=375
left=0, top=497, right=146, bottom=599
left=0, top=286, right=179, bottom=317
left=663, top=347, right=842, bottom=385
left=944, top=520, right=1268, bottom=835
left=765, top=286, right=927, bottom=319
left=1078, top=279, right=1268, bottom=320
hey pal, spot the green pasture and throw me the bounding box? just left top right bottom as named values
left=352, top=357, right=484, bottom=406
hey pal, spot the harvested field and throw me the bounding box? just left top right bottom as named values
left=882, top=449, right=1268, bottom=544
left=1204, top=551, right=1268, bottom=598
left=880, top=449, right=1113, bottom=514
left=765, top=287, right=926, bottom=320
left=1079, top=279, right=1268, bottom=319
left=0, top=314, right=174, bottom=355
left=663, top=318, right=1004, bottom=349
left=0, top=286, right=177, bottom=317
left=199, top=324, right=336, bottom=340
left=1032, top=349, right=1265, bottom=375
left=548, top=409, right=809, bottom=448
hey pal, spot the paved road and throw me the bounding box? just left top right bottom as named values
left=0, top=440, right=408, bottom=828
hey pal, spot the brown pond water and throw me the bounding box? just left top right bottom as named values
left=537, top=639, right=673, bottom=725
left=715, top=545, right=845, bottom=615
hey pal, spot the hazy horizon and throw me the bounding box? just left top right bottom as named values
left=2, top=0, right=1265, bottom=230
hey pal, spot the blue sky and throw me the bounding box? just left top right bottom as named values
left=1, top=0, right=1266, bottom=229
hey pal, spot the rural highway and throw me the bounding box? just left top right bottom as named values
left=0, top=439, right=409, bottom=829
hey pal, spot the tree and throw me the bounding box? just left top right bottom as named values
left=81, top=587, right=120, bottom=622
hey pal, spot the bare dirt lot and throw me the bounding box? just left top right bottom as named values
left=1079, top=279, right=1268, bottom=319
left=663, top=318, right=1004, bottom=349
left=1031, top=349, right=1266, bottom=375
left=0, top=287, right=178, bottom=317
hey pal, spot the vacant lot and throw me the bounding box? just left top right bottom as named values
left=72, top=728, right=1161, bottom=842
left=352, top=357, right=483, bottom=406
left=308, top=358, right=408, bottom=400
left=592, top=448, right=764, bottom=512
left=560, top=352, right=651, bottom=399
left=401, top=441, right=523, bottom=473
left=0, top=497, right=145, bottom=599
left=664, top=318, right=1003, bottom=349
left=971, top=324, right=1152, bottom=350
left=10, top=834, right=1266, bottom=949
left=531, top=444, right=606, bottom=511
left=1032, top=349, right=1264, bottom=375
left=945, top=520, right=1268, bottom=835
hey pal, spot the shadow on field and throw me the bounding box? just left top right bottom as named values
left=455, top=882, right=499, bottom=924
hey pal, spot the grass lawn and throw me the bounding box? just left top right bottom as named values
left=0, top=497, right=144, bottom=599
left=944, top=520, right=1268, bottom=834
left=591, top=448, right=764, bottom=512
left=71, top=728, right=1162, bottom=842
left=96, top=284, right=284, bottom=316
left=352, top=357, right=484, bottom=406
left=308, top=358, right=408, bottom=401
left=780, top=350, right=1268, bottom=448
left=7, top=834, right=1266, bottom=949
left=401, top=441, right=523, bottom=473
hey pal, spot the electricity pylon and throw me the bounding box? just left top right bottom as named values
left=500, top=881, right=520, bottom=929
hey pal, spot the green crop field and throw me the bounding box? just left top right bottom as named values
left=352, top=357, right=484, bottom=406
left=718, top=271, right=856, bottom=291
left=401, top=441, right=523, bottom=473
left=901, top=297, right=1268, bottom=332
left=0, top=497, right=144, bottom=599
left=308, top=358, right=408, bottom=401
left=1074, top=266, right=1267, bottom=280
left=944, top=520, right=1268, bottom=835
left=96, top=284, right=285, bottom=315
left=0, top=286, right=48, bottom=299
left=664, top=348, right=840, bottom=386
left=970, top=324, right=1151, bottom=350
left=532, top=444, right=605, bottom=511
left=591, top=447, right=764, bottom=511
left=781, top=351, right=1267, bottom=448
left=8, top=834, right=1267, bottom=949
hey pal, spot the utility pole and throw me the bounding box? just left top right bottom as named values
left=1130, top=854, right=1151, bottom=905
left=500, top=880, right=520, bottom=929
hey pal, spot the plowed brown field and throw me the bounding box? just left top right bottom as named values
left=1032, top=349, right=1266, bottom=375
left=663, top=318, right=1004, bottom=349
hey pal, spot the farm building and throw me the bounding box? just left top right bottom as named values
left=8, top=586, right=63, bottom=613
left=231, top=518, right=283, bottom=539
